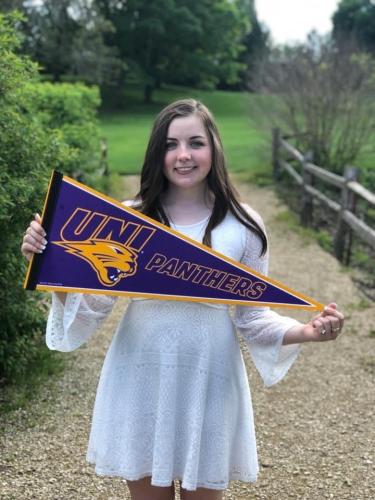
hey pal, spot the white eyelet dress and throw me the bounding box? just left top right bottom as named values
left=46, top=205, right=302, bottom=491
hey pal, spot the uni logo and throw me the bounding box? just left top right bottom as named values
left=53, top=208, right=156, bottom=287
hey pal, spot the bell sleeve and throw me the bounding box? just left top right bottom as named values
left=235, top=207, right=303, bottom=387
left=46, top=292, right=117, bottom=352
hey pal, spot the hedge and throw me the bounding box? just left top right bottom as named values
left=0, top=12, right=101, bottom=383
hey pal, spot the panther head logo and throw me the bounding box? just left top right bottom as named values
left=54, top=239, right=138, bottom=286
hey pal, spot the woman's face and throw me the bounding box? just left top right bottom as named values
left=163, top=114, right=212, bottom=190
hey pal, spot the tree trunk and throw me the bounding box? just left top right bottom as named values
left=101, top=67, right=127, bottom=110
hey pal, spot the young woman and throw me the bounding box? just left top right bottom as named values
left=21, top=99, right=344, bottom=500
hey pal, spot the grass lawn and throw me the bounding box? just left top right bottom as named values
left=99, top=85, right=271, bottom=176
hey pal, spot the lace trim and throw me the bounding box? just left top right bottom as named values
left=46, top=293, right=117, bottom=351
left=87, top=461, right=258, bottom=491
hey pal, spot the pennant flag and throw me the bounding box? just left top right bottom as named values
left=24, top=171, right=324, bottom=311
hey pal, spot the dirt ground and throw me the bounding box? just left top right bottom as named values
left=1, top=177, right=374, bottom=499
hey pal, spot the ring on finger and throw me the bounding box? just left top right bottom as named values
left=321, top=328, right=327, bottom=335
left=332, top=327, right=340, bottom=332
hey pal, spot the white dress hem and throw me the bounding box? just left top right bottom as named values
left=86, top=457, right=258, bottom=491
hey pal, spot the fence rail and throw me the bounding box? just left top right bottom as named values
left=272, top=128, right=375, bottom=264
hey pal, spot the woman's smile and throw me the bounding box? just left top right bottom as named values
left=174, top=165, right=197, bottom=174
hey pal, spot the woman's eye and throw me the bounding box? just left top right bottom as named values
left=166, top=142, right=176, bottom=150
left=191, top=141, right=204, bottom=148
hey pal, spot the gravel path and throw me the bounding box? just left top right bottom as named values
left=1, top=177, right=374, bottom=499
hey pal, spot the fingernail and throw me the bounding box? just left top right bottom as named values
left=41, top=244, right=46, bottom=250
left=42, top=239, right=48, bottom=245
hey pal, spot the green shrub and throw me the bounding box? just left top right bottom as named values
left=0, top=12, right=52, bottom=382
left=0, top=12, right=101, bottom=386
left=23, top=81, right=101, bottom=182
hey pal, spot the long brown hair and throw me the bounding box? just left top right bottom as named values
left=135, top=99, right=267, bottom=256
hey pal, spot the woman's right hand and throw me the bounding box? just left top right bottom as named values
left=21, top=214, right=67, bottom=305
left=21, top=213, right=48, bottom=262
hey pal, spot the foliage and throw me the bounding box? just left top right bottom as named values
left=0, top=12, right=101, bottom=384
left=4, top=1, right=269, bottom=105
left=224, top=0, right=270, bottom=91
left=0, top=0, right=24, bottom=12
left=24, top=81, right=102, bottom=181
left=18, top=0, right=122, bottom=86
left=333, top=0, right=375, bottom=54
left=260, top=33, right=375, bottom=173
left=273, top=210, right=332, bottom=250
left=95, top=0, right=250, bottom=102
left=0, top=11, right=58, bottom=382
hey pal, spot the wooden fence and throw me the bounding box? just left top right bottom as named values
left=272, top=128, right=375, bottom=265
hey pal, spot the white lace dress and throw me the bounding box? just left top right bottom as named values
left=46, top=206, right=302, bottom=491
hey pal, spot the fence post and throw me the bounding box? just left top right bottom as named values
left=333, top=166, right=360, bottom=264
left=300, top=151, right=314, bottom=226
left=272, top=128, right=281, bottom=181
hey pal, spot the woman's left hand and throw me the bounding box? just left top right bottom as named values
left=302, top=302, right=344, bottom=342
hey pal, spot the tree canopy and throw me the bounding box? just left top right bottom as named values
left=2, top=0, right=267, bottom=104
left=332, top=0, right=375, bottom=53
left=94, top=0, right=251, bottom=101
left=20, top=0, right=120, bottom=85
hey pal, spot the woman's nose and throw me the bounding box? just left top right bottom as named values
left=177, top=146, right=191, bottom=161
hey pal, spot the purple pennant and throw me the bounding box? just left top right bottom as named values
left=24, top=171, right=324, bottom=311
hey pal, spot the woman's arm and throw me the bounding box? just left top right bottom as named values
left=235, top=206, right=345, bottom=385
left=46, top=292, right=117, bottom=352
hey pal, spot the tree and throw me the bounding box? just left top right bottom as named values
left=0, top=0, right=24, bottom=12
left=174, top=0, right=248, bottom=88
left=260, top=33, right=375, bottom=173
left=24, top=0, right=78, bottom=80
left=236, top=0, right=270, bottom=91
left=95, top=0, right=249, bottom=102
left=12, top=0, right=253, bottom=104
left=333, top=0, right=375, bottom=53
left=21, top=0, right=121, bottom=85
